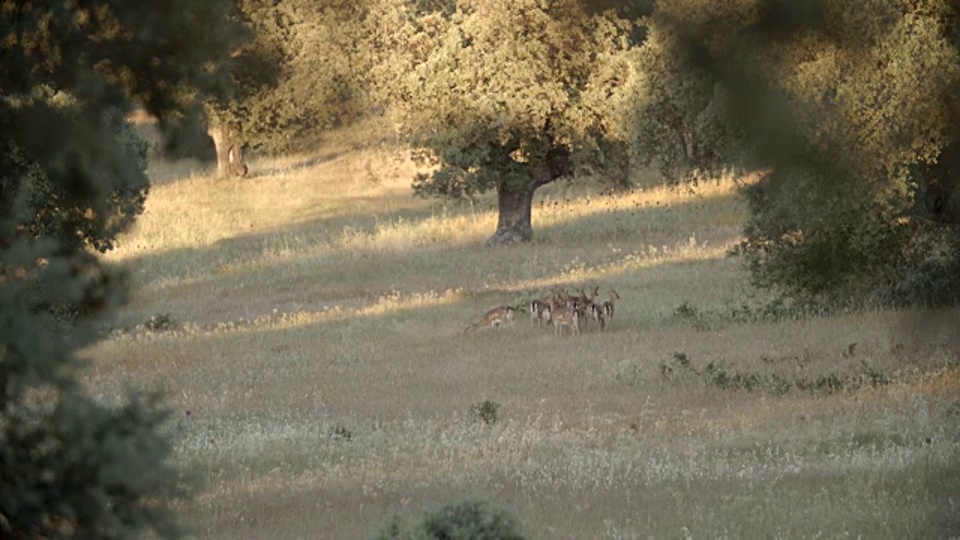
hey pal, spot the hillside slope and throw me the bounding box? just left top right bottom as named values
left=86, top=121, right=960, bottom=538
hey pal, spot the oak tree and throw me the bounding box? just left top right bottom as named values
left=374, top=0, right=639, bottom=243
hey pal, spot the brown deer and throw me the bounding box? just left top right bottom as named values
left=601, top=289, right=621, bottom=328
left=579, top=286, right=604, bottom=329
left=529, top=299, right=552, bottom=326
left=586, top=302, right=606, bottom=330
left=464, top=306, right=516, bottom=333
left=552, top=306, right=583, bottom=336
left=561, top=288, right=585, bottom=310
left=463, top=306, right=517, bottom=333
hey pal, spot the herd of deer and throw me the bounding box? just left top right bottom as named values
left=464, top=286, right=622, bottom=336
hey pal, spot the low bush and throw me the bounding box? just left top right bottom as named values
left=658, top=352, right=893, bottom=395
left=469, top=400, right=501, bottom=426
left=378, top=500, right=524, bottom=540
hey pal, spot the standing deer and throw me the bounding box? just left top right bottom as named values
left=529, top=299, right=552, bottom=326
left=587, top=302, right=606, bottom=330
left=579, top=286, right=604, bottom=329
left=552, top=306, right=583, bottom=336
left=602, top=289, right=621, bottom=328
left=563, top=289, right=586, bottom=310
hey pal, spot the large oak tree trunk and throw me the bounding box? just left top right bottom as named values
left=486, top=146, right=572, bottom=245
left=207, top=122, right=248, bottom=177
left=488, top=181, right=535, bottom=244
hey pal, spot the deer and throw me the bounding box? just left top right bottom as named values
left=530, top=286, right=565, bottom=327
left=559, top=288, right=585, bottom=310
left=589, top=286, right=600, bottom=304
left=464, top=305, right=516, bottom=333
left=529, top=299, right=552, bottom=326
left=551, top=306, right=583, bottom=336
left=601, top=289, right=621, bottom=328
left=570, top=286, right=599, bottom=305
left=586, top=301, right=606, bottom=330
left=577, top=286, right=605, bottom=329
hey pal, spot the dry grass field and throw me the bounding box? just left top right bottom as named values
left=83, top=121, right=960, bottom=538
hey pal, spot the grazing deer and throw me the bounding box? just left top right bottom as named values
left=602, top=289, right=621, bottom=328
left=530, top=299, right=552, bottom=326
left=464, top=306, right=516, bottom=333
left=552, top=306, right=583, bottom=336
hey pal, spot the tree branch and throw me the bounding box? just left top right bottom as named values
left=530, top=146, right=572, bottom=190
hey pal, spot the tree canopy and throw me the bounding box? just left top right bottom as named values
left=0, top=0, right=244, bottom=536
left=372, top=0, right=640, bottom=243
left=359, top=0, right=959, bottom=302
left=635, top=0, right=960, bottom=307
left=200, top=0, right=377, bottom=165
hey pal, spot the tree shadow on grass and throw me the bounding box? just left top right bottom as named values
left=248, top=150, right=350, bottom=180
left=110, top=188, right=743, bottom=332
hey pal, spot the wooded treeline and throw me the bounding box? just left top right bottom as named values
left=218, top=0, right=959, bottom=307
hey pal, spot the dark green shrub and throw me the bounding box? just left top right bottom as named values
left=658, top=353, right=894, bottom=395
left=469, top=400, right=500, bottom=426
left=420, top=501, right=523, bottom=540
left=330, top=424, right=353, bottom=442
left=738, top=160, right=960, bottom=310
left=0, top=393, right=183, bottom=538
left=146, top=313, right=176, bottom=332
left=672, top=302, right=698, bottom=321
left=659, top=351, right=697, bottom=379
left=378, top=500, right=524, bottom=540
left=702, top=362, right=731, bottom=388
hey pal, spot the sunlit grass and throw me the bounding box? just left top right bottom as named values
left=83, top=120, right=960, bottom=539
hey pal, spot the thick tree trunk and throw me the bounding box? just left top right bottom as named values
left=207, top=123, right=248, bottom=177
left=486, top=146, right=572, bottom=245
left=488, top=182, right=535, bottom=245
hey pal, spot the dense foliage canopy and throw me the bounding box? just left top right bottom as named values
left=0, top=1, right=243, bottom=536
left=639, top=0, right=960, bottom=307
left=371, top=0, right=641, bottom=242
left=241, top=0, right=959, bottom=304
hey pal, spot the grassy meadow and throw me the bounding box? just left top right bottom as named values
left=83, top=121, right=960, bottom=538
